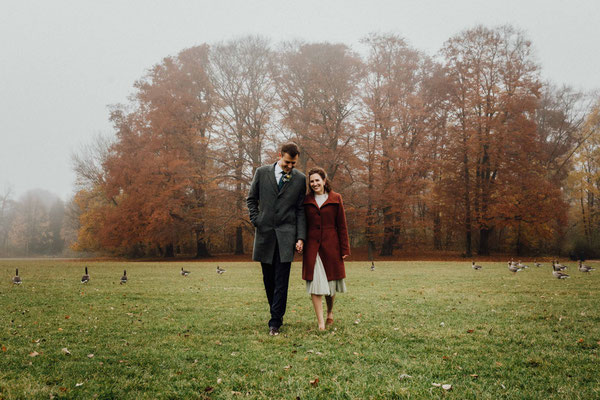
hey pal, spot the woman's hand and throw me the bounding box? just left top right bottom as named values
left=342, top=255, right=348, bottom=259
left=295, top=240, right=304, bottom=254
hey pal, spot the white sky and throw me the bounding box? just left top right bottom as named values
left=1, top=0, right=599, bottom=201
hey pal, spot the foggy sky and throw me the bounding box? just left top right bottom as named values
left=1, top=0, right=599, bottom=201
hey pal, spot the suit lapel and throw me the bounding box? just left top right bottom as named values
left=268, top=163, right=278, bottom=193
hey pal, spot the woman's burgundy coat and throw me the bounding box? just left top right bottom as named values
left=302, top=191, right=350, bottom=281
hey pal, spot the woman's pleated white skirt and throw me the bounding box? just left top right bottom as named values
left=306, top=253, right=346, bottom=296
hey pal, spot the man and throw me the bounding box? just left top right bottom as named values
left=247, top=143, right=306, bottom=335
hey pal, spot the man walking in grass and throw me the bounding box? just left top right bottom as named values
left=247, top=143, right=306, bottom=336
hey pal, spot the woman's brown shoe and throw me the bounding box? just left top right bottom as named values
left=326, top=318, right=334, bottom=326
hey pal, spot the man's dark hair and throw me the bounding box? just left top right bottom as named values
left=280, top=142, right=300, bottom=158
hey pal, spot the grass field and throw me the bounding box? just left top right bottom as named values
left=1, top=259, right=599, bottom=399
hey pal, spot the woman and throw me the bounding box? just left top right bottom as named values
left=302, top=167, right=350, bottom=330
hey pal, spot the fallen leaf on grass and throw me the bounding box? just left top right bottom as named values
left=577, top=338, right=584, bottom=343
left=310, top=378, right=319, bottom=387
left=432, top=383, right=441, bottom=387
left=470, top=374, right=479, bottom=379
left=29, top=351, right=40, bottom=357
left=61, top=348, right=71, bottom=355
left=442, top=384, right=452, bottom=391
left=58, top=328, right=63, bottom=331
left=75, top=383, right=83, bottom=387
left=204, top=386, right=214, bottom=393
left=495, top=361, right=503, bottom=367
left=353, top=352, right=359, bottom=356
left=64, top=315, right=70, bottom=320
left=354, top=319, right=360, bottom=325
left=284, top=365, right=292, bottom=371
left=87, top=354, right=94, bottom=358
left=217, top=378, right=222, bottom=384
left=2, top=345, right=6, bottom=352
left=467, top=329, right=474, bottom=333
left=59, top=387, right=67, bottom=392
left=398, top=374, right=412, bottom=379
left=232, top=391, right=242, bottom=396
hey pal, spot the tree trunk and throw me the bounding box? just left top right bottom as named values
left=235, top=225, right=244, bottom=255
left=433, top=208, right=442, bottom=250
left=515, top=222, right=522, bottom=256
left=478, top=227, right=492, bottom=255
left=380, top=207, right=396, bottom=256
left=195, top=229, right=210, bottom=258
left=164, top=243, right=174, bottom=258
left=462, top=137, right=472, bottom=258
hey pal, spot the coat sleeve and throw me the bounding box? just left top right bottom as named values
left=295, top=175, right=306, bottom=241
left=336, top=194, right=350, bottom=256
left=247, top=169, right=260, bottom=226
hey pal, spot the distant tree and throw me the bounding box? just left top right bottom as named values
left=9, top=191, right=52, bottom=255
left=567, top=100, right=600, bottom=250
left=47, top=199, right=65, bottom=254
left=0, top=185, right=16, bottom=256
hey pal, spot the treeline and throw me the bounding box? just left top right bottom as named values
left=0, top=189, right=78, bottom=257
left=71, top=26, right=600, bottom=259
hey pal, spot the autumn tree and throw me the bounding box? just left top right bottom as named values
left=74, top=45, right=217, bottom=257
left=209, top=36, right=276, bottom=255
left=274, top=42, right=363, bottom=182
left=567, top=100, right=600, bottom=256
left=440, top=25, right=559, bottom=255
left=359, top=34, right=432, bottom=255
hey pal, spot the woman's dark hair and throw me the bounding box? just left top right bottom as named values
left=307, top=167, right=332, bottom=194
left=280, top=142, right=300, bottom=158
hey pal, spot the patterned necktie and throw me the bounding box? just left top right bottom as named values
left=278, top=171, right=286, bottom=191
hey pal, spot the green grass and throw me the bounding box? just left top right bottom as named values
left=1, top=259, right=599, bottom=399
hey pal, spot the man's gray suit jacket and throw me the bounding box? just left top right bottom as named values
left=247, top=164, right=307, bottom=264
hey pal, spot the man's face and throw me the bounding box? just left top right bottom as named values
left=278, top=152, right=298, bottom=173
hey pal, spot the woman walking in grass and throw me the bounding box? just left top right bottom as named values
left=302, top=167, right=350, bottom=330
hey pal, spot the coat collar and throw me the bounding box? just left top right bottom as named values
left=304, top=191, right=340, bottom=208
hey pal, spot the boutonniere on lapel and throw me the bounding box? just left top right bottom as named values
left=282, top=173, right=292, bottom=184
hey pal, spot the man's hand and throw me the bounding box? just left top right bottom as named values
left=295, top=240, right=304, bottom=254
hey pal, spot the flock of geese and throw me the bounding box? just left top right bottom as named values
left=470, top=259, right=596, bottom=278
left=10, top=265, right=227, bottom=285
left=9, top=259, right=595, bottom=284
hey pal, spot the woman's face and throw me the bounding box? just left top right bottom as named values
left=309, top=173, right=326, bottom=195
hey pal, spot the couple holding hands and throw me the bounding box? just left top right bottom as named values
left=247, top=143, right=350, bottom=335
